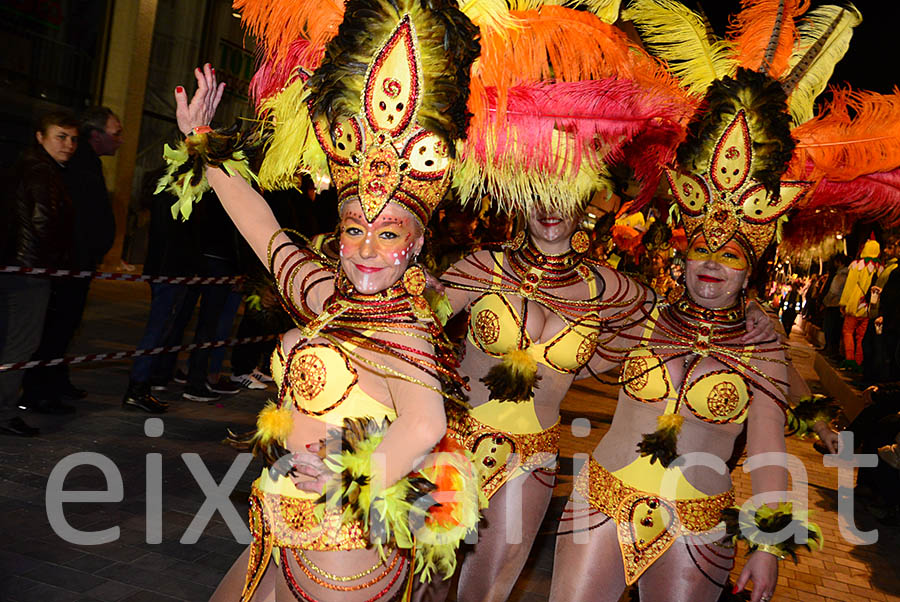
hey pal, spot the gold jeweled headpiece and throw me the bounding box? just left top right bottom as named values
left=313, top=18, right=448, bottom=226
left=303, top=0, right=479, bottom=227
left=665, top=69, right=812, bottom=264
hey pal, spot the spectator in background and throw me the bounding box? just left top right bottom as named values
left=121, top=169, right=198, bottom=413
left=26, top=107, right=123, bottom=404
left=780, top=280, right=803, bottom=335
left=1, top=110, right=79, bottom=427
left=821, top=253, right=850, bottom=359
left=877, top=240, right=900, bottom=378
left=850, top=384, right=900, bottom=524
left=840, top=237, right=883, bottom=370
left=179, top=193, right=242, bottom=402
left=863, top=236, right=899, bottom=384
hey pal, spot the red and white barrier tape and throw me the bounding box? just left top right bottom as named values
left=0, top=266, right=241, bottom=285
left=0, top=334, right=277, bottom=372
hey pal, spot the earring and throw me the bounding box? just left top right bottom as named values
left=570, top=230, right=590, bottom=254
left=402, top=264, right=426, bottom=296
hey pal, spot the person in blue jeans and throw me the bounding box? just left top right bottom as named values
left=121, top=172, right=199, bottom=412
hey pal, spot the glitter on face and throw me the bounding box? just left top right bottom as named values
left=338, top=200, right=422, bottom=293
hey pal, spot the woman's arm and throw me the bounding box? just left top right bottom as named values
left=379, top=372, right=447, bottom=486
left=174, top=65, right=331, bottom=312
left=735, top=376, right=789, bottom=602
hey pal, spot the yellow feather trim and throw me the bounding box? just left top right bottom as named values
left=571, top=0, right=621, bottom=24
left=255, top=401, right=294, bottom=444
left=501, top=347, right=538, bottom=377
left=657, top=413, right=684, bottom=433
left=258, top=76, right=328, bottom=191
left=459, top=0, right=521, bottom=36
left=424, top=290, right=454, bottom=326
left=624, top=0, right=737, bottom=96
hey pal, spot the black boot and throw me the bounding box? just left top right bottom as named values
left=122, top=382, right=167, bottom=413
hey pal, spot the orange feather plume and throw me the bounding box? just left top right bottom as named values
left=727, top=0, right=809, bottom=78
left=791, top=88, right=900, bottom=182
left=472, top=5, right=691, bottom=135
left=234, top=0, right=343, bottom=66
left=474, top=7, right=636, bottom=90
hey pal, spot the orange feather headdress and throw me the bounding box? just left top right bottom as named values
left=237, top=0, right=691, bottom=218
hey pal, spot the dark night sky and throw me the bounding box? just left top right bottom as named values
left=697, top=1, right=900, bottom=95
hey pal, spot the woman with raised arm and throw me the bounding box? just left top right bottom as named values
left=159, top=2, right=483, bottom=600
left=550, top=69, right=823, bottom=602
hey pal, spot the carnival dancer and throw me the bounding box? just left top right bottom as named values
left=158, top=1, right=487, bottom=599
left=550, top=48, right=837, bottom=602
left=547, top=0, right=900, bottom=597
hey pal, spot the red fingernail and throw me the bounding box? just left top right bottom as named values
left=175, top=86, right=184, bottom=93
left=211, top=67, right=215, bottom=74
left=305, top=443, right=312, bottom=449
left=731, top=585, right=739, bottom=594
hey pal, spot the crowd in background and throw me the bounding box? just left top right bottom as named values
left=768, top=231, right=900, bottom=524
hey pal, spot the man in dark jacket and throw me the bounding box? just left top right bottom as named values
left=19, top=108, right=122, bottom=407
left=68, top=107, right=120, bottom=270
left=0, top=110, right=79, bottom=431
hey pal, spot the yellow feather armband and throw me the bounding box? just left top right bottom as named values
left=155, top=126, right=259, bottom=220
left=786, top=394, right=840, bottom=438
left=316, top=417, right=484, bottom=582
left=721, top=502, right=824, bottom=562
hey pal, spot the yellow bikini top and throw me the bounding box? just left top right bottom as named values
left=466, top=252, right=601, bottom=374
left=271, top=338, right=397, bottom=424
left=619, top=312, right=754, bottom=424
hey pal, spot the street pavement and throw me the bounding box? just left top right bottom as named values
left=1, top=280, right=898, bottom=601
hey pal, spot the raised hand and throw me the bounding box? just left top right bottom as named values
left=173, top=63, right=226, bottom=136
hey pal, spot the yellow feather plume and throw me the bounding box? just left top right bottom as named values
left=459, top=0, right=521, bottom=36
left=783, top=4, right=862, bottom=124
left=623, top=0, right=737, bottom=96
left=566, top=0, right=621, bottom=24
left=257, top=76, right=328, bottom=191
left=508, top=0, right=564, bottom=9
left=453, top=139, right=604, bottom=216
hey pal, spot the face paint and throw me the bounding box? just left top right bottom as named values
left=685, top=234, right=749, bottom=309
left=338, top=200, right=422, bottom=294
left=686, top=236, right=749, bottom=271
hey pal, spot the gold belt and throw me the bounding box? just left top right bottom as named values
left=445, top=403, right=559, bottom=500
left=242, top=484, right=370, bottom=601
left=574, top=458, right=734, bottom=585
